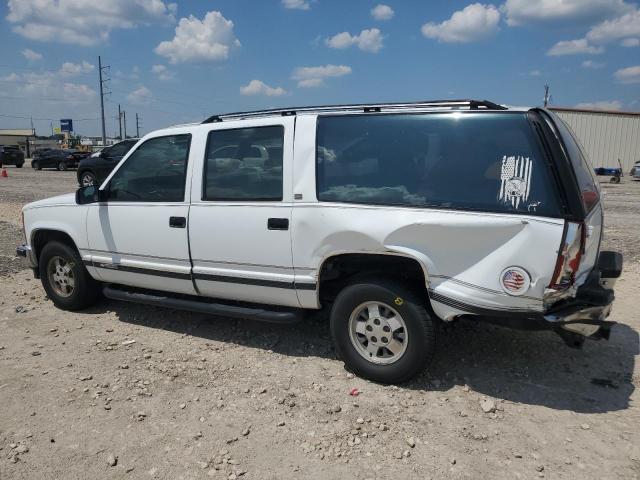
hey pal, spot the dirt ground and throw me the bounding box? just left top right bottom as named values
left=1, top=163, right=639, bottom=480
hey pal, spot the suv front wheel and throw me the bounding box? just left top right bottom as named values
left=39, top=241, right=102, bottom=311
left=330, top=280, right=436, bottom=384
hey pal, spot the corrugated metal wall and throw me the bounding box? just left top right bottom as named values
left=551, top=109, right=640, bottom=172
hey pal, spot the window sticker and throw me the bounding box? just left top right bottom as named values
left=498, top=155, right=532, bottom=209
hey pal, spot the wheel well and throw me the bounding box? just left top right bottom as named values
left=318, top=253, right=428, bottom=304
left=32, top=230, right=78, bottom=264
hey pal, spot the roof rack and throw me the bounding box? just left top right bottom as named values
left=202, top=99, right=507, bottom=123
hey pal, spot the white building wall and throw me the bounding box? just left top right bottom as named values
left=551, top=108, right=640, bottom=172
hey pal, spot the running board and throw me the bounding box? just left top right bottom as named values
left=103, top=285, right=304, bottom=324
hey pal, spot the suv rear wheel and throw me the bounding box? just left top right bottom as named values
left=330, top=280, right=436, bottom=383
left=39, top=241, right=102, bottom=311
left=57, top=161, right=67, bottom=171
left=16, top=162, right=23, bottom=168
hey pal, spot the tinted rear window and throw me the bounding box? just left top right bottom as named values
left=552, top=116, right=600, bottom=213
left=316, top=113, right=560, bottom=216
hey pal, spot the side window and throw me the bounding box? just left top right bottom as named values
left=107, top=134, right=191, bottom=202
left=552, top=116, right=600, bottom=212
left=316, top=113, right=561, bottom=216
left=203, top=126, right=284, bottom=201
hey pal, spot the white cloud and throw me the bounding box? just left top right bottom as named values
left=529, top=69, right=542, bottom=76
left=21, top=48, right=42, bottom=61
left=7, top=0, right=176, bottom=46
left=621, top=37, right=640, bottom=46
left=582, top=60, right=605, bottom=68
left=240, top=79, right=287, bottom=97
left=326, top=28, right=384, bottom=53
left=155, top=11, right=240, bottom=64
left=502, top=0, right=632, bottom=26
left=586, top=9, right=640, bottom=44
left=20, top=74, right=96, bottom=104
left=0, top=72, right=21, bottom=82
left=614, top=65, right=640, bottom=83
left=282, top=0, right=310, bottom=10
left=421, top=3, right=501, bottom=43
left=575, top=100, right=622, bottom=110
left=59, top=61, right=95, bottom=76
left=127, top=85, right=153, bottom=105
left=292, top=64, right=352, bottom=88
left=151, top=64, right=174, bottom=80
left=371, top=4, right=394, bottom=21
left=547, top=38, right=604, bottom=55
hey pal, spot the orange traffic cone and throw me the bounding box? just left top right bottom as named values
left=1, top=168, right=7, bottom=178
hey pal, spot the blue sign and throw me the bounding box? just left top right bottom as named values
left=60, top=119, right=73, bottom=133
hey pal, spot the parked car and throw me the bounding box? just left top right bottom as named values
left=632, top=161, right=640, bottom=179
left=31, top=149, right=88, bottom=171
left=0, top=145, right=25, bottom=167
left=77, top=139, right=138, bottom=186
left=17, top=99, right=622, bottom=383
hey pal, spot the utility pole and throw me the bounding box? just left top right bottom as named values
left=123, top=110, right=127, bottom=139
left=98, top=56, right=107, bottom=144
left=543, top=84, right=550, bottom=108
left=118, top=104, right=123, bottom=140
left=135, top=113, right=140, bottom=138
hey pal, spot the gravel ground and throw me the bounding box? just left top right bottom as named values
left=1, top=164, right=639, bottom=479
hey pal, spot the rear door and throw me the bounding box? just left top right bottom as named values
left=188, top=117, right=299, bottom=307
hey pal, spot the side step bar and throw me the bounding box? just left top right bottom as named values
left=103, top=285, right=304, bottom=324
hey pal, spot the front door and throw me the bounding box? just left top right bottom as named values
left=86, top=133, right=196, bottom=295
left=188, top=117, right=299, bottom=307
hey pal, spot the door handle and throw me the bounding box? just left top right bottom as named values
left=169, top=216, right=186, bottom=228
left=267, top=218, right=289, bottom=230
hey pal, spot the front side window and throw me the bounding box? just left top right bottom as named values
left=107, top=134, right=190, bottom=202
left=316, top=113, right=561, bottom=216
left=203, top=126, right=284, bottom=201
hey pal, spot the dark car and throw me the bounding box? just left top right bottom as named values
left=0, top=145, right=25, bottom=167
left=77, top=139, right=138, bottom=186
left=31, top=149, right=89, bottom=171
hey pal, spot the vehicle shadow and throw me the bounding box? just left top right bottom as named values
left=95, top=299, right=638, bottom=414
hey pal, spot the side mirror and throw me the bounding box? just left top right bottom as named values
left=76, top=185, right=104, bottom=205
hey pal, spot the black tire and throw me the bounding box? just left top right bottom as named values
left=16, top=162, right=23, bottom=168
left=39, top=241, right=102, bottom=311
left=79, top=170, right=96, bottom=187
left=32, top=161, right=41, bottom=170
left=57, top=161, right=67, bottom=171
left=330, top=280, right=436, bottom=384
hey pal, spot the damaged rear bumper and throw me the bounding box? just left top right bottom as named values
left=463, top=251, right=622, bottom=346
left=543, top=250, right=622, bottom=342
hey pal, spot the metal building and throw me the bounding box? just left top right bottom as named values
left=549, top=107, right=640, bottom=173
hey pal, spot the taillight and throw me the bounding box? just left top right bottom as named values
left=549, top=221, right=585, bottom=290
left=581, top=189, right=599, bottom=213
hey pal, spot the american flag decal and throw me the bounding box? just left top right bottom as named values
left=498, top=155, right=532, bottom=209
left=503, top=270, right=525, bottom=290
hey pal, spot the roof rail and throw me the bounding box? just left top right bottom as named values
left=201, top=99, right=507, bottom=123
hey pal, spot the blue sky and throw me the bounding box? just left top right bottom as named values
left=0, top=0, right=639, bottom=137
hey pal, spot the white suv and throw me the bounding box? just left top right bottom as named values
left=17, top=100, right=622, bottom=383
